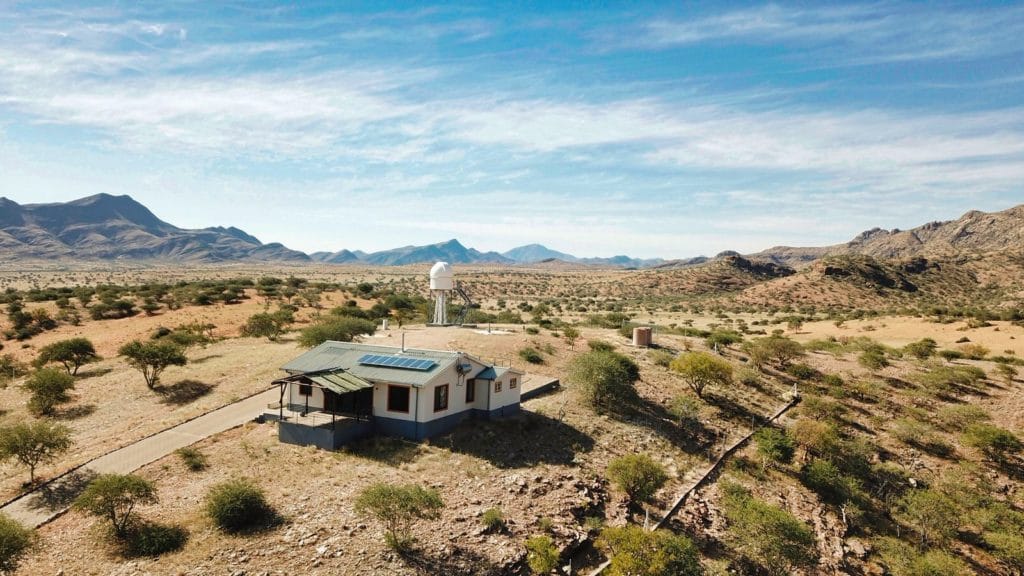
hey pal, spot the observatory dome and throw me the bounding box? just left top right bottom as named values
left=429, top=261, right=454, bottom=290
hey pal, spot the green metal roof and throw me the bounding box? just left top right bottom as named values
left=308, top=370, right=373, bottom=394
left=281, top=342, right=459, bottom=387
left=273, top=368, right=373, bottom=395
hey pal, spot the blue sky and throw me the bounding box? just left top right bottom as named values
left=1, top=1, right=1022, bottom=259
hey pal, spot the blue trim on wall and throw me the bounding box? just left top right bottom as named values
left=278, top=420, right=374, bottom=450
left=279, top=402, right=523, bottom=449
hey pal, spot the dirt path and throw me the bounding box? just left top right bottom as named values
left=0, top=387, right=277, bottom=528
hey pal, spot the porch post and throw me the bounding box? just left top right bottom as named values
left=279, top=382, right=286, bottom=421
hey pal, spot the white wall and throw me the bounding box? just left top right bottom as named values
left=287, top=381, right=324, bottom=410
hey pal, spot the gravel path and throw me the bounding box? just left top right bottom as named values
left=0, top=387, right=277, bottom=528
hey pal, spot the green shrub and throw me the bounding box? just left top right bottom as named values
left=720, top=481, right=818, bottom=575
left=668, top=395, right=702, bottom=432
left=785, top=363, right=818, bottom=380
left=754, top=427, right=795, bottom=470
left=297, top=316, right=376, bottom=348
left=587, top=340, right=615, bottom=352
left=936, top=404, right=990, bottom=431
left=903, top=338, right=937, bottom=360
left=481, top=507, right=505, bottom=532
left=894, top=489, right=960, bottom=548
left=799, top=395, right=846, bottom=422
left=648, top=349, right=674, bottom=368
left=607, top=454, right=667, bottom=505
left=524, top=326, right=540, bottom=335
left=525, top=535, right=559, bottom=574
left=23, top=367, right=75, bottom=416
left=706, top=330, right=743, bottom=349
left=354, top=483, right=443, bottom=550
left=175, top=447, right=208, bottom=471
left=597, top=525, right=703, bottom=576
left=205, top=478, right=275, bottom=533
left=670, top=352, right=733, bottom=398
left=801, top=459, right=860, bottom=505
left=567, top=350, right=638, bottom=412
left=518, top=347, right=544, bottom=364
left=858, top=349, right=888, bottom=370
left=0, top=512, right=34, bottom=573
left=962, top=424, right=1022, bottom=463
left=876, top=536, right=969, bottom=576
left=737, top=367, right=761, bottom=387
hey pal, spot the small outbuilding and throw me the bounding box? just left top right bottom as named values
left=268, top=341, right=523, bottom=449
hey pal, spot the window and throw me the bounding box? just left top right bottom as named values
left=466, top=378, right=475, bottom=403
left=298, top=383, right=312, bottom=396
left=510, top=377, right=518, bottom=389
left=387, top=385, right=410, bottom=413
left=434, top=384, right=449, bottom=412
left=494, top=379, right=502, bottom=393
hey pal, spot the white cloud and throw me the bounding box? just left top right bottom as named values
left=636, top=3, right=1024, bottom=64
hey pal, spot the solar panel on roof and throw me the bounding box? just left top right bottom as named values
left=357, top=353, right=437, bottom=371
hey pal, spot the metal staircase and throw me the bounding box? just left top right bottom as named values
left=453, top=282, right=474, bottom=325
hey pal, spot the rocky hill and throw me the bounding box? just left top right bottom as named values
left=753, top=204, right=1024, bottom=267
left=0, top=194, right=310, bottom=263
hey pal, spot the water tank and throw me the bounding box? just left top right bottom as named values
left=429, top=261, right=454, bottom=290
left=633, top=326, right=653, bottom=347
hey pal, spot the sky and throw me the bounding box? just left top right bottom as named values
left=1, top=1, right=1023, bottom=259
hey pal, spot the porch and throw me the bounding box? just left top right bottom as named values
left=269, top=369, right=376, bottom=449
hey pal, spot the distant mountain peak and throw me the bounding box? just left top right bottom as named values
left=0, top=194, right=308, bottom=263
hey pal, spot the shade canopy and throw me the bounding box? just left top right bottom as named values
left=273, top=368, right=373, bottom=395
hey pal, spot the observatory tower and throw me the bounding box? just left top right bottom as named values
left=430, top=261, right=454, bottom=325
left=429, top=261, right=473, bottom=326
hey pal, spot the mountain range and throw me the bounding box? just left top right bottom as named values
left=1, top=194, right=1022, bottom=267
left=0, top=194, right=309, bottom=262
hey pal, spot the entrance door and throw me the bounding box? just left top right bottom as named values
left=323, top=389, right=339, bottom=413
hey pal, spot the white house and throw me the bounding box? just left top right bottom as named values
left=269, top=341, right=523, bottom=449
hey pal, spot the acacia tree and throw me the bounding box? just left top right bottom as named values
left=0, top=421, right=73, bottom=484
left=670, top=352, right=733, bottom=399
left=74, top=474, right=157, bottom=537
left=354, top=483, right=443, bottom=550
left=33, top=337, right=99, bottom=375
left=118, top=340, right=187, bottom=389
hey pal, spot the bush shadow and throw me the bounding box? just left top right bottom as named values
left=190, top=354, right=224, bottom=365
left=27, top=468, right=98, bottom=513
left=399, top=544, right=518, bottom=576
left=55, top=403, right=97, bottom=420
left=158, top=380, right=215, bottom=405
left=344, top=436, right=426, bottom=467
left=435, top=411, right=595, bottom=468
left=624, top=397, right=722, bottom=455
left=76, top=367, right=113, bottom=380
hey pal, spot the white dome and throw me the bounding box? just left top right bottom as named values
left=430, top=261, right=454, bottom=290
